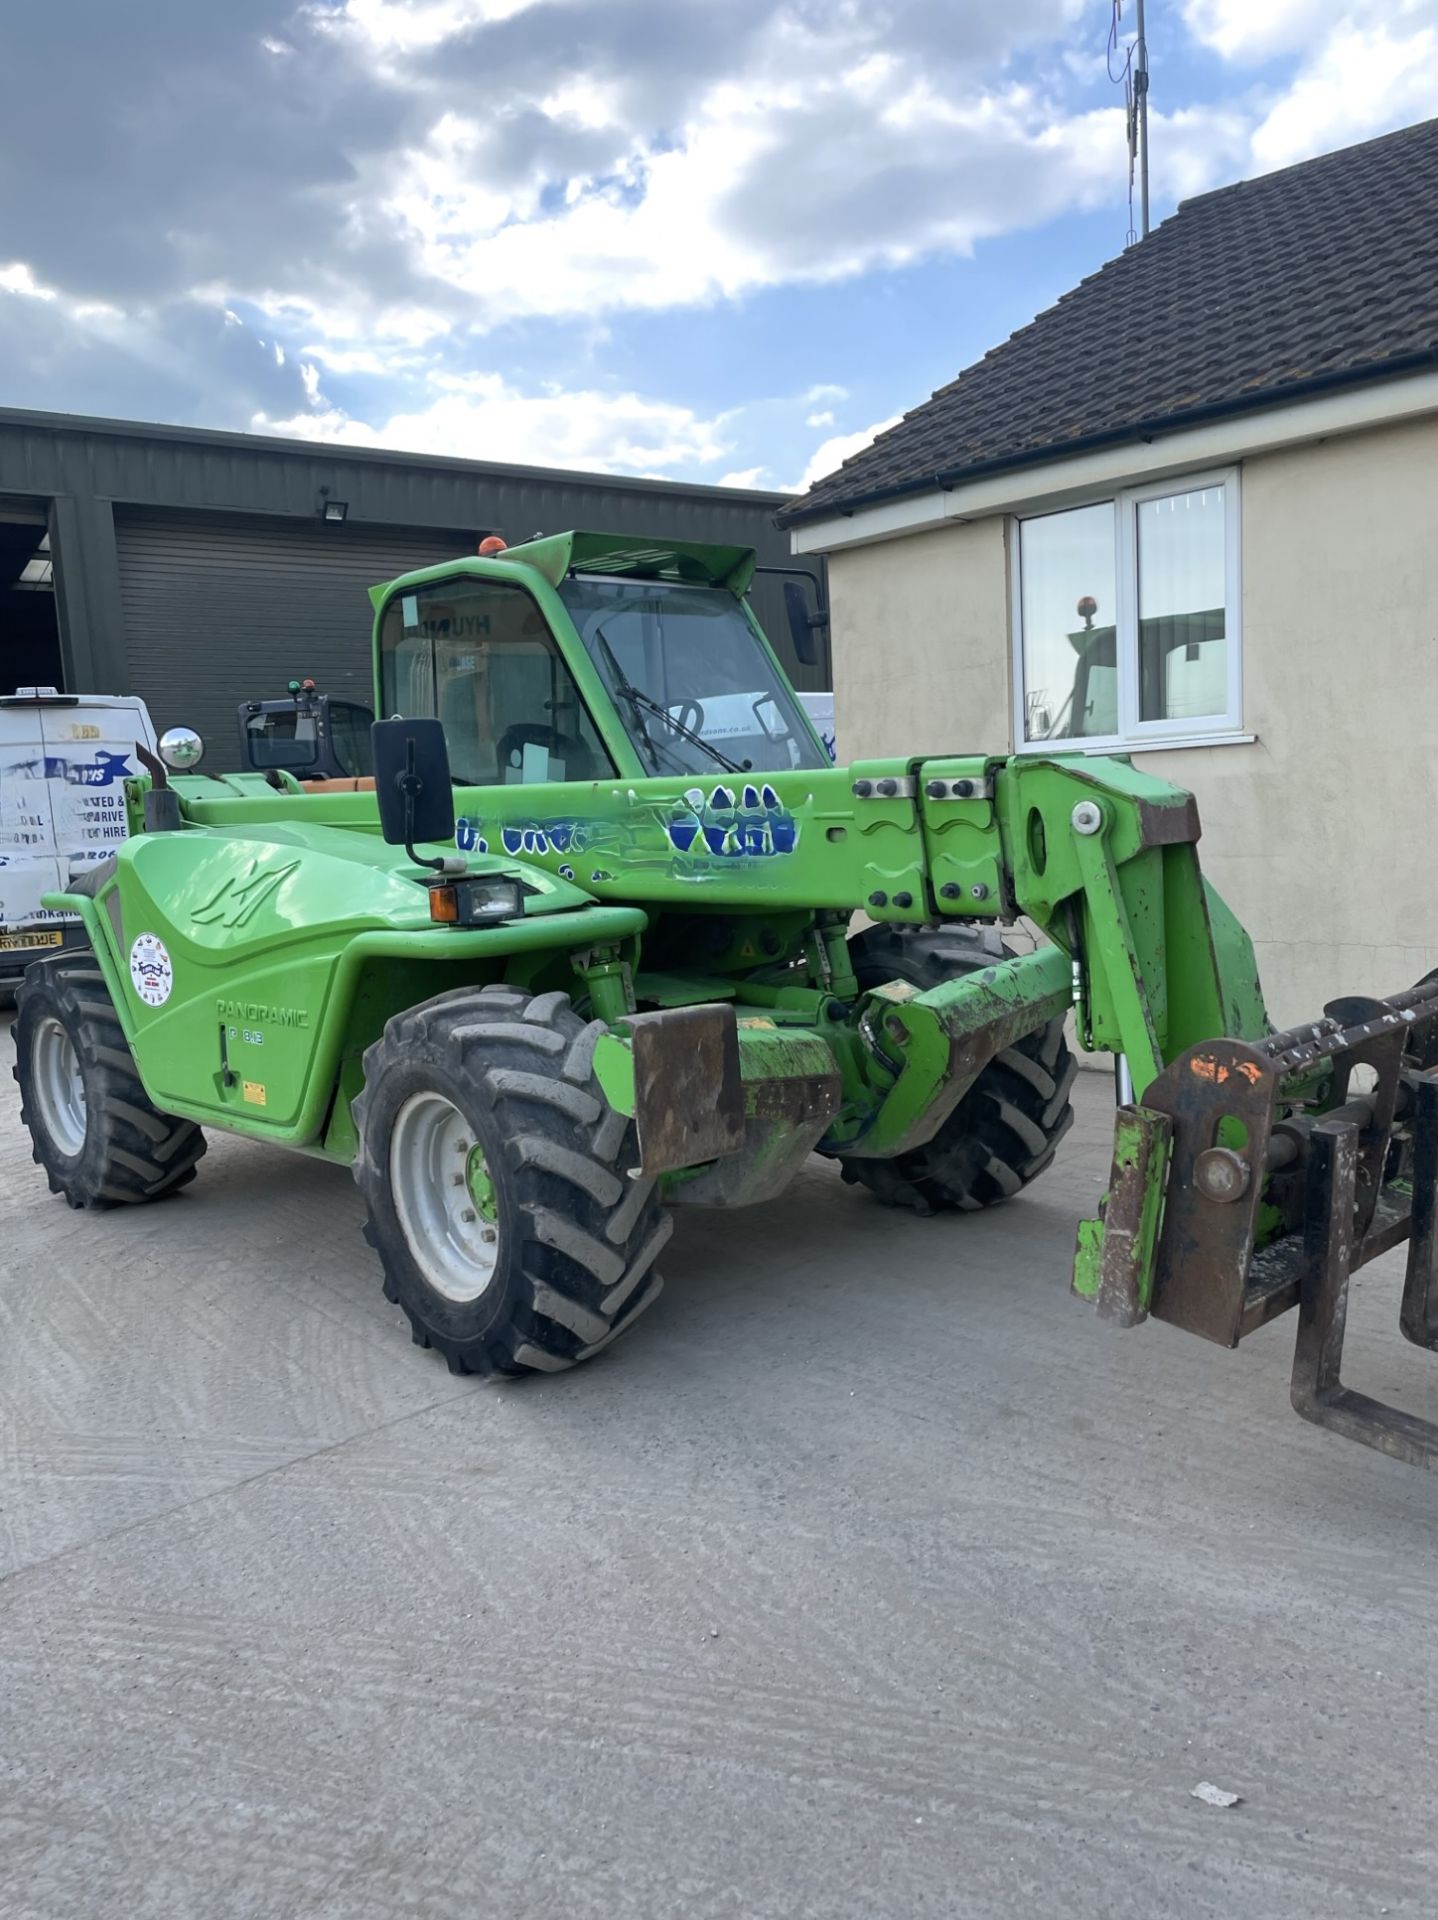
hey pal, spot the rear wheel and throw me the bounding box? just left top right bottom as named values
left=838, top=924, right=1076, bottom=1214
left=12, top=955, right=206, bottom=1207
left=353, top=984, right=673, bottom=1378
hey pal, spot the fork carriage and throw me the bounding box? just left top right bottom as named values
left=1079, top=979, right=1438, bottom=1467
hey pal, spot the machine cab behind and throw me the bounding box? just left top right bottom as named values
left=238, top=680, right=375, bottom=782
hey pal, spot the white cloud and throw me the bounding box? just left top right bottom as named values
left=216, top=0, right=1124, bottom=348
left=717, top=465, right=770, bottom=489
left=805, top=410, right=836, bottom=428
left=315, top=0, right=540, bottom=60
left=154, top=1, right=1438, bottom=352
left=0, top=262, right=56, bottom=301
left=1180, top=0, right=1438, bottom=176
left=0, top=259, right=125, bottom=325
left=1145, top=102, right=1257, bottom=203
left=325, top=76, right=1123, bottom=342
left=1250, top=17, right=1438, bottom=170
left=792, top=415, right=902, bottom=492
left=254, top=369, right=735, bottom=477
left=1182, top=0, right=1341, bottom=61
left=299, top=341, right=435, bottom=376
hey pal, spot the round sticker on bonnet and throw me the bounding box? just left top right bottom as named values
left=129, top=932, right=174, bottom=1008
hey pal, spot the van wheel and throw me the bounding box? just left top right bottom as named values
left=13, top=956, right=206, bottom=1207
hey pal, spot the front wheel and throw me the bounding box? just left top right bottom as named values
left=13, top=955, right=206, bottom=1207
left=838, top=924, right=1076, bottom=1214
left=352, top=984, right=673, bottom=1378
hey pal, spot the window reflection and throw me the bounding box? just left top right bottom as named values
left=1017, top=478, right=1232, bottom=743
left=1137, top=486, right=1227, bottom=723
left=1019, top=503, right=1117, bottom=741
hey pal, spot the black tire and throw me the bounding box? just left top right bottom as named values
left=12, top=955, right=206, bottom=1208
left=838, top=924, right=1076, bottom=1214
left=353, top=983, right=673, bottom=1378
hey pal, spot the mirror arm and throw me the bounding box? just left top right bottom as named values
left=397, top=743, right=449, bottom=873
left=753, top=563, right=826, bottom=591
left=758, top=568, right=830, bottom=621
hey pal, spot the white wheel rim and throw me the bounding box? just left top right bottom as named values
left=389, top=1092, right=503, bottom=1305
left=33, top=1016, right=87, bottom=1157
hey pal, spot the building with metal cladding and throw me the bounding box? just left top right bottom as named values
left=0, top=407, right=822, bottom=767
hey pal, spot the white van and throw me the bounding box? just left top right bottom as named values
left=0, top=689, right=157, bottom=985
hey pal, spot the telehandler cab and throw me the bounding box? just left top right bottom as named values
left=13, top=531, right=1438, bottom=1468
left=237, top=678, right=374, bottom=784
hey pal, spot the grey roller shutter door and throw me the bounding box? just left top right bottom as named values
left=114, top=509, right=474, bottom=767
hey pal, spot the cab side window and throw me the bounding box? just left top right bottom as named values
left=327, top=702, right=374, bottom=778
left=380, top=577, right=613, bottom=786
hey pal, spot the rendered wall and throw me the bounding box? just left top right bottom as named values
left=825, top=414, right=1438, bottom=1027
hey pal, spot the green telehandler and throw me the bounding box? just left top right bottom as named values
left=11, top=531, right=1438, bottom=1467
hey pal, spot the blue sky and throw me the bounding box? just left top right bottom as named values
left=3, top=0, right=1436, bottom=495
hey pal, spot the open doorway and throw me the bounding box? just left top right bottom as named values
left=0, top=516, right=63, bottom=695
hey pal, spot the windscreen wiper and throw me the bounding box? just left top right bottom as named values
left=594, top=628, right=748, bottom=776
left=624, top=683, right=750, bottom=775
left=594, top=629, right=667, bottom=772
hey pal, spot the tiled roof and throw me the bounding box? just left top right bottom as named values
left=780, top=117, right=1438, bottom=527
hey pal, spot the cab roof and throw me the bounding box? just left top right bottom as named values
left=368, top=530, right=757, bottom=610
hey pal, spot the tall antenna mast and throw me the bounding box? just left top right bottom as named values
left=1111, top=1, right=1151, bottom=245
left=1135, top=0, right=1150, bottom=238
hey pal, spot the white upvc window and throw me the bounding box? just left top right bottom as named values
left=1010, top=469, right=1243, bottom=752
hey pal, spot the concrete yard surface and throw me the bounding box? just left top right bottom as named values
left=3, top=1025, right=1437, bottom=1920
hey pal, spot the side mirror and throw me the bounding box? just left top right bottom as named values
left=783, top=578, right=827, bottom=668
left=371, top=717, right=455, bottom=867
left=159, top=726, right=205, bottom=770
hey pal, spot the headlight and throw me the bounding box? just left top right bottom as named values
left=427, top=876, right=524, bottom=927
